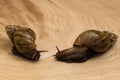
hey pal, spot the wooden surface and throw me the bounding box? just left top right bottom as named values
left=0, top=0, right=120, bottom=80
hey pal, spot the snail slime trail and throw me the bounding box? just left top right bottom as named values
left=55, top=30, right=118, bottom=63
left=6, top=25, right=47, bottom=61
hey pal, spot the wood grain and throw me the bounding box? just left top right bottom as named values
left=0, top=0, right=120, bottom=80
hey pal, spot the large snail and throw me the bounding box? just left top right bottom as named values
left=6, top=25, right=47, bottom=61
left=55, top=30, right=118, bottom=62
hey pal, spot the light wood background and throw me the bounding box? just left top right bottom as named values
left=0, top=0, right=120, bottom=80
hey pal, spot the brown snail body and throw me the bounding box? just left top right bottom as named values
left=6, top=25, right=46, bottom=61
left=55, top=30, right=118, bottom=62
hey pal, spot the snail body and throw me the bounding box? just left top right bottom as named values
left=6, top=25, right=46, bottom=61
left=55, top=30, right=117, bottom=62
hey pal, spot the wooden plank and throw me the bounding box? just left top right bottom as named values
left=0, top=0, right=120, bottom=80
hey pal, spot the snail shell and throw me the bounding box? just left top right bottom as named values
left=73, top=30, right=117, bottom=52
left=13, top=26, right=36, bottom=54
left=55, top=30, right=117, bottom=62
left=6, top=25, right=46, bottom=61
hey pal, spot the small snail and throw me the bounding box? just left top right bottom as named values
left=6, top=25, right=47, bottom=61
left=55, top=30, right=118, bottom=62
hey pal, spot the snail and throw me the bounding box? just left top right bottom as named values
left=6, top=25, right=47, bottom=61
left=55, top=30, right=118, bottom=63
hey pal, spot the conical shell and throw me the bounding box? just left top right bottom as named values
left=73, top=30, right=111, bottom=52
left=13, top=27, right=36, bottom=54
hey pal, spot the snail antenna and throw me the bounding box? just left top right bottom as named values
left=56, top=46, right=60, bottom=52
left=39, top=50, right=48, bottom=53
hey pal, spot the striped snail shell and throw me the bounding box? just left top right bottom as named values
left=55, top=30, right=118, bottom=62
left=6, top=25, right=47, bottom=61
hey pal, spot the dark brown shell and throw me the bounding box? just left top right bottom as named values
left=73, top=30, right=116, bottom=52
left=13, top=27, right=36, bottom=54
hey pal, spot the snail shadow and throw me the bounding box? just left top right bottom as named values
left=0, top=38, right=12, bottom=53
left=0, top=39, right=38, bottom=62
left=91, top=46, right=115, bottom=60
left=53, top=54, right=103, bottom=63
left=53, top=50, right=112, bottom=63
left=0, top=38, right=36, bottom=62
left=11, top=46, right=40, bottom=62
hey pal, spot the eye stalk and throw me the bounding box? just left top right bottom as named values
left=56, top=46, right=60, bottom=52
